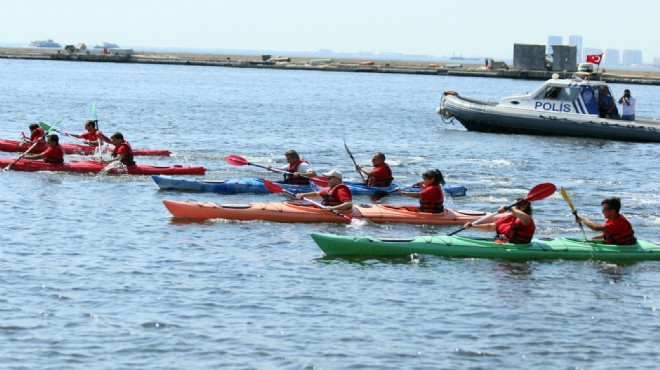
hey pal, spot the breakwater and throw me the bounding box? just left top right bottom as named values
left=2, top=47, right=660, bottom=85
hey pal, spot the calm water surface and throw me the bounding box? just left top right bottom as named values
left=1, top=59, right=659, bottom=369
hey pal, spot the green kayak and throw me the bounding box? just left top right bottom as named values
left=310, top=233, right=660, bottom=261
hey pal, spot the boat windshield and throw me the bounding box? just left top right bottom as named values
left=536, top=86, right=580, bottom=102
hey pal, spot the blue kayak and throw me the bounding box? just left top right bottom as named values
left=152, top=176, right=316, bottom=194
left=342, top=181, right=467, bottom=197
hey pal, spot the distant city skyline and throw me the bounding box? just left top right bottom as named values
left=2, top=0, right=660, bottom=63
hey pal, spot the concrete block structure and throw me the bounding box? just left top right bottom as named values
left=551, top=45, right=577, bottom=71
left=513, top=44, right=547, bottom=70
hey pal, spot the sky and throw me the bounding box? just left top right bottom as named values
left=3, top=0, right=660, bottom=62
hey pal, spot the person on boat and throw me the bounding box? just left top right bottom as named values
left=396, top=169, right=445, bottom=213
left=97, top=131, right=136, bottom=166
left=578, top=197, right=637, bottom=245
left=265, top=150, right=316, bottom=185
left=23, top=134, right=64, bottom=164
left=597, top=86, right=619, bottom=119
left=64, top=120, right=99, bottom=146
left=463, top=199, right=535, bottom=244
left=356, top=152, right=393, bottom=187
left=21, top=123, right=47, bottom=150
left=544, top=87, right=562, bottom=100
left=618, top=89, right=636, bottom=121
left=295, top=169, right=353, bottom=211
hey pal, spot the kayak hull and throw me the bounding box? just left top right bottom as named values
left=0, top=139, right=170, bottom=156
left=311, top=233, right=660, bottom=261
left=152, top=176, right=315, bottom=194
left=343, top=181, right=467, bottom=197
left=162, top=200, right=498, bottom=225
left=0, top=159, right=205, bottom=175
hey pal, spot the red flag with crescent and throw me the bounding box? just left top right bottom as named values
left=586, top=54, right=603, bottom=65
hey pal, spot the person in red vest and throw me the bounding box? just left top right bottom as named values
left=21, top=123, right=48, bottom=151
left=396, top=169, right=445, bottom=213
left=97, top=131, right=136, bottom=166
left=463, top=199, right=536, bottom=244
left=355, top=152, right=393, bottom=187
left=24, top=134, right=64, bottom=164
left=295, top=169, right=353, bottom=211
left=65, top=120, right=99, bottom=146
left=265, top=150, right=317, bottom=185
left=578, top=197, right=637, bottom=245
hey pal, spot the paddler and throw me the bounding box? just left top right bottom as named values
left=577, top=197, right=637, bottom=245
left=64, top=120, right=99, bottom=146
left=355, top=152, right=393, bottom=187
left=295, top=169, right=353, bottom=211
left=23, top=134, right=64, bottom=164
left=265, top=150, right=317, bottom=185
left=21, top=123, right=48, bottom=151
left=463, top=199, right=535, bottom=244
left=97, top=131, right=136, bottom=166
left=395, top=169, right=445, bottom=213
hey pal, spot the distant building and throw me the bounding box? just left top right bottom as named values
left=547, top=35, right=563, bottom=56
left=603, top=49, right=620, bottom=66
left=653, top=57, right=660, bottom=67
left=568, top=35, right=583, bottom=63
left=622, top=49, right=643, bottom=66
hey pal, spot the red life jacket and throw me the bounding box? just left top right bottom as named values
left=419, top=184, right=444, bottom=213
left=604, top=214, right=637, bottom=245
left=495, top=215, right=535, bottom=244
left=367, top=163, right=393, bottom=187
left=284, top=160, right=310, bottom=185
left=112, top=141, right=136, bottom=166
left=43, top=145, right=64, bottom=164
left=322, top=184, right=351, bottom=206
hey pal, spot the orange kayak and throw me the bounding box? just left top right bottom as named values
left=162, top=200, right=501, bottom=225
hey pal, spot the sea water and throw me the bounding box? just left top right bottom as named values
left=0, top=58, right=658, bottom=369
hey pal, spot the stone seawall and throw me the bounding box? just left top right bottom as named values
left=2, top=47, right=660, bottom=86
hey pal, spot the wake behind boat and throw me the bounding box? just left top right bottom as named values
left=162, top=199, right=499, bottom=225
left=0, top=139, right=170, bottom=156
left=0, top=158, right=205, bottom=175
left=311, top=233, right=660, bottom=261
left=437, top=73, right=660, bottom=142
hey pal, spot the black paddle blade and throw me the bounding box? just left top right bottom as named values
left=371, top=190, right=390, bottom=202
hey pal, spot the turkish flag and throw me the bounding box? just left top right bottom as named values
left=586, top=54, right=603, bottom=65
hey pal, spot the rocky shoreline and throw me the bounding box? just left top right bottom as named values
left=2, top=47, right=660, bottom=85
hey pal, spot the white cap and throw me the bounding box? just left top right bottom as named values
left=322, top=169, right=343, bottom=179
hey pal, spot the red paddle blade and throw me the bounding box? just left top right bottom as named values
left=310, top=176, right=328, bottom=187
left=261, top=179, right=285, bottom=194
left=524, top=182, right=557, bottom=202
left=226, top=154, right=248, bottom=166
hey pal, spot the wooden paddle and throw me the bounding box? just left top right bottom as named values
left=262, top=178, right=353, bottom=221
left=447, top=182, right=557, bottom=236
left=560, top=186, right=589, bottom=241
left=226, top=154, right=328, bottom=187
left=4, top=122, right=60, bottom=172
left=343, top=139, right=366, bottom=182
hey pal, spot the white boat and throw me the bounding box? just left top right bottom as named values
left=94, top=42, right=120, bottom=49
left=29, top=39, right=61, bottom=48
left=437, top=73, right=660, bottom=142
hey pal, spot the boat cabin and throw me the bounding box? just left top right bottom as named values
left=499, top=73, right=613, bottom=117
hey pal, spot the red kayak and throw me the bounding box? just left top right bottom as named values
left=0, top=158, right=205, bottom=175
left=0, top=139, right=170, bottom=157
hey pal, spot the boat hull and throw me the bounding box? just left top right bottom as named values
left=0, top=139, right=170, bottom=156
left=340, top=181, right=467, bottom=197
left=311, top=233, right=660, bottom=261
left=162, top=200, right=497, bottom=225
left=152, top=176, right=315, bottom=194
left=0, top=159, right=205, bottom=175
left=439, top=93, right=660, bottom=142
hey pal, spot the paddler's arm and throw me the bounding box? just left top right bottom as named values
left=295, top=191, right=321, bottom=199
left=396, top=188, right=421, bottom=199
left=96, top=130, right=113, bottom=145
left=327, top=200, right=352, bottom=211
left=356, top=164, right=375, bottom=177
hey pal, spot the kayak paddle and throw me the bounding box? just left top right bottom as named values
left=560, top=186, right=589, bottom=241
left=226, top=154, right=328, bottom=187
left=262, top=178, right=353, bottom=221
left=447, top=182, right=557, bottom=236
left=38, top=122, right=87, bottom=144
left=4, top=121, right=60, bottom=172
left=343, top=139, right=366, bottom=183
